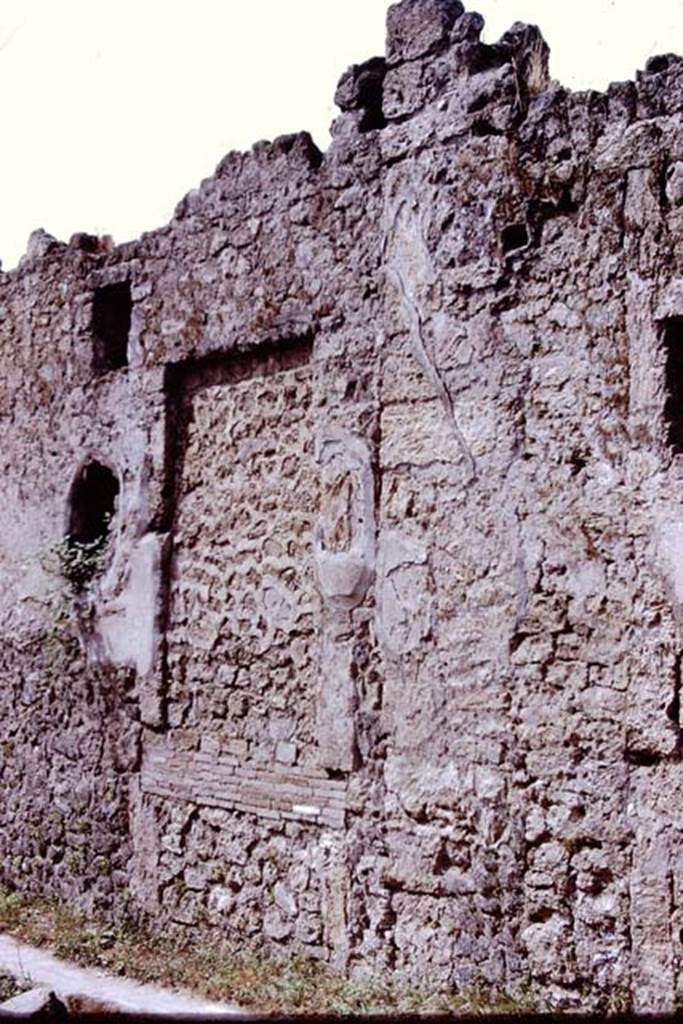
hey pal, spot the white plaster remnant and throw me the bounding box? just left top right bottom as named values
left=656, top=519, right=683, bottom=611
left=96, top=532, right=167, bottom=676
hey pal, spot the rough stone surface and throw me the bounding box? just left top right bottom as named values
left=2, top=0, right=683, bottom=1011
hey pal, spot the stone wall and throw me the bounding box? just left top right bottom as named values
left=0, top=633, right=138, bottom=917
left=2, top=0, right=683, bottom=1010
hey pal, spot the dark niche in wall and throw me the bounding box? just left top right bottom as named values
left=92, top=282, right=132, bottom=372
left=356, top=58, right=387, bottom=133
left=502, top=222, right=530, bottom=254
left=663, top=317, right=683, bottom=454
left=62, top=461, right=119, bottom=588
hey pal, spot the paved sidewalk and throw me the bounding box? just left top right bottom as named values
left=0, top=932, right=237, bottom=1015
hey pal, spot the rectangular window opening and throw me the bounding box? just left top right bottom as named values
left=92, top=281, right=132, bottom=372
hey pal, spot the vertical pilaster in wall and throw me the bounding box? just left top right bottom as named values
left=314, top=427, right=376, bottom=772
left=320, top=840, right=352, bottom=972
left=376, top=531, right=431, bottom=658
left=624, top=166, right=663, bottom=275
left=626, top=282, right=683, bottom=752
left=382, top=174, right=476, bottom=480
left=629, top=279, right=683, bottom=1013
left=628, top=764, right=680, bottom=1013
left=651, top=285, right=683, bottom=639
left=127, top=774, right=163, bottom=919
left=626, top=276, right=661, bottom=448
left=317, top=630, right=357, bottom=773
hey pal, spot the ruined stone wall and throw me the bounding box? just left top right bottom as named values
left=2, top=0, right=683, bottom=1010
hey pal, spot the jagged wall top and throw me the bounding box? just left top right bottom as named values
left=5, top=0, right=683, bottom=272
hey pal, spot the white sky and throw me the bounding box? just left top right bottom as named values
left=0, top=0, right=681, bottom=270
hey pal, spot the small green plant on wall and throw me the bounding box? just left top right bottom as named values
left=56, top=459, right=120, bottom=592
left=36, top=506, right=114, bottom=654
left=53, top=514, right=112, bottom=591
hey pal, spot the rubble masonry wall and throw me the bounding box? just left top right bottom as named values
left=2, top=0, right=683, bottom=1010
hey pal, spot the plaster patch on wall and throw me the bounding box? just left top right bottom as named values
left=655, top=519, right=683, bottom=613
left=383, top=185, right=476, bottom=481
left=377, top=530, right=432, bottom=656
left=96, top=531, right=168, bottom=677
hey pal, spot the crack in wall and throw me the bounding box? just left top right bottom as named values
left=382, top=190, right=477, bottom=482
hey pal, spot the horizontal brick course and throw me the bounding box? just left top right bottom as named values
left=141, top=746, right=347, bottom=828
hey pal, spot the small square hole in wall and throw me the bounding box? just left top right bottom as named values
left=92, top=281, right=132, bottom=372
left=663, top=317, right=683, bottom=454
left=502, top=222, right=529, bottom=253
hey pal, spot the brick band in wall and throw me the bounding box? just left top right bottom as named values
left=140, top=746, right=347, bottom=828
